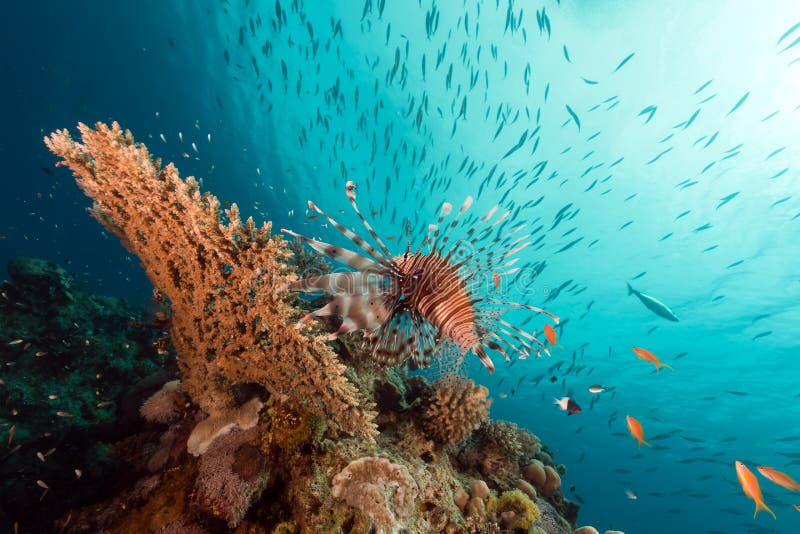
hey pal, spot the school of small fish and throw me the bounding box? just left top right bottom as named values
left=8, top=0, right=800, bottom=531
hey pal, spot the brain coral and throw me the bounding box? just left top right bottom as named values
left=423, top=377, right=492, bottom=444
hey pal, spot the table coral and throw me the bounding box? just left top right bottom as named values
left=44, top=122, right=377, bottom=443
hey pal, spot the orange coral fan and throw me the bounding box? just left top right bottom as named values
left=44, top=121, right=377, bottom=442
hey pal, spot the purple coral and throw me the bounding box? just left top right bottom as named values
left=193, top=427, right=268, bottom=528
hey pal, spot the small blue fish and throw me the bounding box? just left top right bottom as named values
left=627, top=283, right=679, bottom=322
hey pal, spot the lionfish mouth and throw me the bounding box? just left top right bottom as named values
left=281, top=181, right=557, bottom=374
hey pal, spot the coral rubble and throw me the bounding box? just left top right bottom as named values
left=13, top=122, right=600, bottom=533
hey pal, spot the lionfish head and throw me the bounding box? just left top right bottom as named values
left=281, top=182, right=557, bottom=374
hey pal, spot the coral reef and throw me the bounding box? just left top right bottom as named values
left=187, top=397, right=264, bottom=456
left=9, top=123, right=599, bottom=533
left=45, top=121, right=377, bottom=443
left=0, top=256, right=165, bottom=531
left=193, top=427, right=269, bottom=527
left=140, top=379, right=183, bottom=424
left=423, top=377, right=492, bottom=445
left=495, top=489, right=541, bottom=531
left=331, top=456, right=418, bottom=533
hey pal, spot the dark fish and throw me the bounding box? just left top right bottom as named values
left=638, top=105, right=657, bottom=124
left=675, top=210, right=691, bottom=220
left=502, top=129, right=529, bottom=159
left=726, top=91, right=750, bottom=116
left=555, top=237, right=583, bottom=254
left=613, top=52, right=635, bottom=72
left=752, top=331, right=772, bottom=340
left=565, top=105, right=581, bottom=130
left=693, top=79, right=713, bottom=94
left=555, top=396, right=582, bottom=415
left=40, top=167, right=54, bottom=176
left=716, top=192, right=739, bottom=209
left=770, top=168, right=789, bottom=180
left=693, top=223, right=712, bottom=233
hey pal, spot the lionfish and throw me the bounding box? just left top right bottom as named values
left=281, top=181, right=558, bottom=373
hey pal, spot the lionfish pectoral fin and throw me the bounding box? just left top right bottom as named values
left=485, top=339, right=510, bottom=361
left=286, top=272, right=387, bottom=294
left=368, top=308, right=436, bottom=368
left=328, top=317, right=360, bottom=340
left=474, top=344, right=496, bottom=373
left=281, top=229, right=382, bottom=271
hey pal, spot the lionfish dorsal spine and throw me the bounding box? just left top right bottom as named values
left=280, top=228, right=381, bottom=272
left=306, top=200, right=393, bottom=268
left=344, top=180, right=394, bottom=261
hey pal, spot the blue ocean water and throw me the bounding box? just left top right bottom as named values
left=2, top=1, right=800, bottom=532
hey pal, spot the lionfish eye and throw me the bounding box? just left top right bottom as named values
left=411, top=270, right=423, bottom=281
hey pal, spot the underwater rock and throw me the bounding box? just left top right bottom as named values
left=6, top=257, right=74, bottom=305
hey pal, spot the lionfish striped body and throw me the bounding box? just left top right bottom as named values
left=282, top=181, right=557, bottom=373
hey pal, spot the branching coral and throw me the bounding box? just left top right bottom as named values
left=422, top=377, right=492, bottom=444
left=331, top=456, right=418, bottom=534
left=44, top=122, right=377, bottom=443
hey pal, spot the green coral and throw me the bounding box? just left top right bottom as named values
left=260, top=402, right=325, bottom=454
left=271, top=520, right=298, bottom=534
left=497, top=489, right=541, bottom=531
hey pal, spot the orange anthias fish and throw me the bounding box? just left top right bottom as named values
left=626, top=415, right=651, bottom=448
left=543, top=324, right=558, bottom=346
left=631, top=346, right=674, bottom=372
left=736, top=461, right=777, bottom=519
left=757, top=466, right=800, bottom=491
